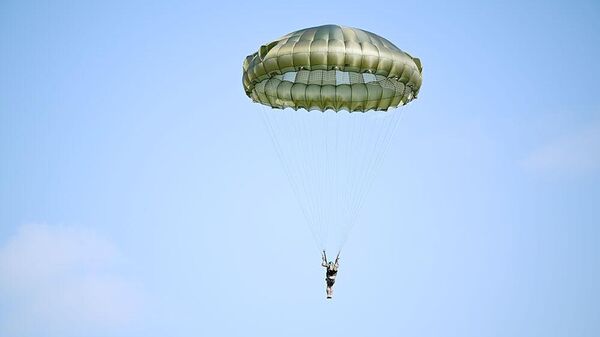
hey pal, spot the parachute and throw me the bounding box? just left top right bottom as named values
left=243, top=25, right=422, bottom=253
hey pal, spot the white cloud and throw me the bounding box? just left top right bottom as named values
left=0, top=224, right=142, bottom=336
left=522, top=121, right=600, bottom=176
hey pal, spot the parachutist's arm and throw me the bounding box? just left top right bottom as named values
left=322, top=250, right=328, bottom=268
left=335, top=252, right=340, bottom=266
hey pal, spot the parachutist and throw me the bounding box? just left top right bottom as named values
left=321, top=250, right=340, bottom=299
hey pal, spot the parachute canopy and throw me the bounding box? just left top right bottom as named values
left=243, top=24, right=422, bottom=112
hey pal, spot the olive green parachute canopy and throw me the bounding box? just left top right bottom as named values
left=243, top=24, right=422, bottom=112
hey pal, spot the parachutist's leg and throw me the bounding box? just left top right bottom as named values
left=326, top=278, right=334, bottom=299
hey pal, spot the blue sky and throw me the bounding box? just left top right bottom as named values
left=1, top=0, right=599, bottom=336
